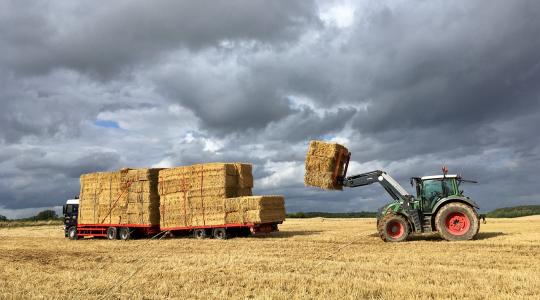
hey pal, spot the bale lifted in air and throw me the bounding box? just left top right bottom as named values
left=304, top=140, right=483, bottom=242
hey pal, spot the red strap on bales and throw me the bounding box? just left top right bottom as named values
left=183, top=171, right=188, bottom=226
left=100, top=176, right=134, bottom=224
left=200, top=165, right=205, bottom=226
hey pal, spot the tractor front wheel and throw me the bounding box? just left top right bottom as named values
left=435, top=202, right=479, bottom=241
left=377, top=214, right=410, bottom=242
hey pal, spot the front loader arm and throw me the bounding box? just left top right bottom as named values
left=340, top=170, right=423, bottom=232
left=340, top=170, right=411, bottom=201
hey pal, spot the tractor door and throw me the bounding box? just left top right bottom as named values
left=420, top=180, right=444, bottom=212
left=421, top=179, right=458, bottom=212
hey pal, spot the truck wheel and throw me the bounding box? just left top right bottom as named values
left=68, top=226, right=78, bottom=240
left=193, top=229, right=207, bottom=239
left=106, top=227, right=118, bottom=240
left=377, top=214, right=409, bottom=242
left=212, top=228, right=228, bottom=240
left=435, top=202, right=479, bottom=241
left=119, top=227, right=131, bottom=240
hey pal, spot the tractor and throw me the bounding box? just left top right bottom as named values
left=337, top=160, right=482, bottom=242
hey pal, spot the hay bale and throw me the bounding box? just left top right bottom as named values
left=224, top=196, right=286, bottom=224
left=78, top=168, right=161, bottom=226
left=304, top=140, right=349, bottom=190
left=158, top=162, right=255, bottom=228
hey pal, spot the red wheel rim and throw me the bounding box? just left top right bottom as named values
left=386, top=221, right=404, bottom=238
left=445, top=212, right=471, bottom=235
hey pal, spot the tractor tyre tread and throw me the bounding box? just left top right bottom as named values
left=377, top=213, right=410, bottom=242
left=435, top=202, right=479, bottom=241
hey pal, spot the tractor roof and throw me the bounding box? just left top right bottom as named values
left=421, top=174, right=458, bottom=180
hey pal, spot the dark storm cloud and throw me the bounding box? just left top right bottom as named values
left=1, top=0, right=540, bottom=217
left=14, top=151, right=121, bottom=179
left=0, top=149, right=121, bottom=209
left=0, top=0, right=319, bottom=78
left=158, top=73, right=295, bottom=132
left=350, top=1, right=540, bottom=134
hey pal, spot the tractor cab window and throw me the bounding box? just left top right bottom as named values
left=422, top=180, right=443, bottom=203
left=421, top=179, right=457, bottom=209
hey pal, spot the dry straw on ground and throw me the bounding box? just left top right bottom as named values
left=1, top=217, right=539, bottom=299
left=304, top=140, right=349, bottom=190
left=79, top=168, right=161, bottom=225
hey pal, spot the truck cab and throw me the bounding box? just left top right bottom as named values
left=63, top=198, right=79, bottom=238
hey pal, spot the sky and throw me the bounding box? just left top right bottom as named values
left=1, top=0, right=539, bottom=218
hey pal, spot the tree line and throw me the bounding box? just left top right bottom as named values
left=0, top=210, right=59, bottom=222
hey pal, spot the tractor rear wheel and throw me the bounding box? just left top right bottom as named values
left=435, top=202, right=479, bottom=241
left=377, top=214, right=410, bottom=242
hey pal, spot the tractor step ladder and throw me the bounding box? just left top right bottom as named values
left=422, top=215, right=433, bottom=232
left=402, top=198, right=423, bottom=233
left=409, top=209, right=423, bottom=233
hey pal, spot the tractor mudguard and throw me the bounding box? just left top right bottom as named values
left=432, top=196, right=479, bottom=214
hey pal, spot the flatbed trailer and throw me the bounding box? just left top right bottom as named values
left=162, top=222, right=281, bottom=239
left=68, top=220, right=281, bottom=240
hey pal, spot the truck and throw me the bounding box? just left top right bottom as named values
left=63, top=198, right=281, bottom=240
left=63, top=198, right=283, bottom=240
left=63, top=165, right=285, bottom=240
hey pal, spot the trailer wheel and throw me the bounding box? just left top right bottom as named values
left=193, top=229, right=207, bottom=239
left=119, top=227, right=131, bottom=240
left=106, top=227, right=118, bottom=240
left=377, top=213, right=409, bottom=242
left=212, top=228, right=228, bottom=240
left=435, top=202, right=479, bottom=241
left=68, top=226, right=78, bottom=240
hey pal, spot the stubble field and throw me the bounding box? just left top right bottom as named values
left=1, top=217, right=539, bottom=299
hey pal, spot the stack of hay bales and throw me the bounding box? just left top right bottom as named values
left=78, top=168, right=161, bottom=225
left=158, top=163, right=285, bottom=228
left=304, top=140, right=349, bottom=190
left=224, top=196, right=285, bottom=224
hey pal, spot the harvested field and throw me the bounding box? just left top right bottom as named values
left=1, top=217, right=540, bottom=299
left=304, top=140, right=349, bottom=190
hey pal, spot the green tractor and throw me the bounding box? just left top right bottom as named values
left=339, top=166, right=482, bottom=242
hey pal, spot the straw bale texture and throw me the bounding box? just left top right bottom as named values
left=158, top=163, right=255, bottom=228
left=304, top=140, right=349, bottom=190
left=224, top=196, right=286, bottom=224
left=78, top=168, right=161, bottom=226
left=158, top=163, right=285, bottom=228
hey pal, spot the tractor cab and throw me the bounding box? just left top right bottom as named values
left=411, top=175, right=460, bottom=212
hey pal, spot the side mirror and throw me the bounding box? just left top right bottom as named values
left=62, top=205, right=66, bottom=214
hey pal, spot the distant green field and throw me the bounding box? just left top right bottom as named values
left=287, top=205, right=540, bottom=219
left=486, top=205, right=540, bottom=218
left=0, top=220, right=63, bottom=228
left=286, top=211, right=376, bottom=218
